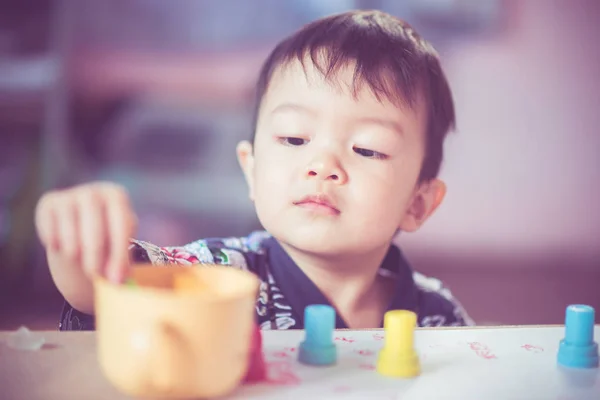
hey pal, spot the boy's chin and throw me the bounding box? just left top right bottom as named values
left=273, top=229, right=385, bottom=258
left=285, top=237, right=344, bottom=256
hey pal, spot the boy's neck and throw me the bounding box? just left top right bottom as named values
left=278, top=241, right=395, bottom=328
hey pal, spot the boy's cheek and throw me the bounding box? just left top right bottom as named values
left=256, top=162, right=295, bottom=185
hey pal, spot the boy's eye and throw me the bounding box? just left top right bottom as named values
left=278, top=137, right=308, bottom=146
left=353, top=146, right=388, bottom=160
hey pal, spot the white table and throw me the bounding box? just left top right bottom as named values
left=1, top=326, right=599, bottom=400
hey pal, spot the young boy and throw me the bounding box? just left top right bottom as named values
left=35, top=10, right=474, bottom=331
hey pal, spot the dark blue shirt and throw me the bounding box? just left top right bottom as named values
left=59, top=231, right=474, bottom=331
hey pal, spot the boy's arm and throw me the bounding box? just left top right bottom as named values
left=57, top=239, right=185, bottom=331
left=58, top=236, right=257, bottom=331
left=48, top=250, right=96, bottom=315
left=49, top=238, right=158, bottom=317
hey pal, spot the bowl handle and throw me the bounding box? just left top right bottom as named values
left=131, top=321, right=191, bottom=394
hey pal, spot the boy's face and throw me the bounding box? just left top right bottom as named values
left=237, top=58, right=445, bottom=256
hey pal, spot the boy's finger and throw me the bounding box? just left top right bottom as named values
left=77, top=188, right=107, bottom=278
left=104, top=186, right=132, bottom=283
left=54, top=194, right=81, bottom=262
left=34, top=193, right=55, bottom=249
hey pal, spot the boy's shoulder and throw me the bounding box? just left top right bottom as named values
left=59, top=231, right=272, bottom=332
left=385, top=242, right=474, bottom=327
left=411, top=269, right=475, bottom=327
left=128, top=230, right=272, bottom=270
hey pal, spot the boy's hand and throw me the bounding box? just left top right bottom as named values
left=35, top=182, right=137, bottom=283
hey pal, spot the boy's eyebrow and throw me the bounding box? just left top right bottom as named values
left=355, top=117, right=405, bottom=136
left=269, top=102, right=316, bottom=116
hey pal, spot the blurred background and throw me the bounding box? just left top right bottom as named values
left=0, top=0, right=598, bottom=330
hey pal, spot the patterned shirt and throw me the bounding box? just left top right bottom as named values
left=59, top=231, right=474, bottom=331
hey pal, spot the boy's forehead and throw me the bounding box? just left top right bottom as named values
left=265, top=60, right=369, bottom=106
left=264, top=59, right=327, bottom=94
left=271, top=57, right=369, bottom=96
left=261, top=57, right=424, bottom=120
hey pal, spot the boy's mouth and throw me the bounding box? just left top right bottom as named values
left=294, top=194, right=340, bottom=215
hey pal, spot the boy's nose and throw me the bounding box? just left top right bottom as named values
left=305, top=157, right=348, bottom=184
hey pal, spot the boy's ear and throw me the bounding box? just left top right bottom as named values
left=399, top=179, right=446, bottom=233
left=236, top=140, right=256, bottom=201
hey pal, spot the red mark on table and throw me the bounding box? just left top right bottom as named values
left=359, top=363, right=376, bottom=370
left=468, top=342, right=497, bottom=359
left=335, top=336, right=355, bottom=343
left=265, top=361, right=301, bottom=386
left=332, top=385, right=353, bottom=393
left=270, top=347, right=298, bottom=358
left=373, top=333, right=385, bottom=341
left=521, top=344, right=544, bottom=353
left=354, top=349, right=374, bottom=356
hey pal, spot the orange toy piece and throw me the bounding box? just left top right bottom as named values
left=94, top=264, right=260, bottom=399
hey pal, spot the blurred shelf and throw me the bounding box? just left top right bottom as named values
left=0, top=55, right=60, bottom=93
left=94, top=168, right=254, bottom=217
